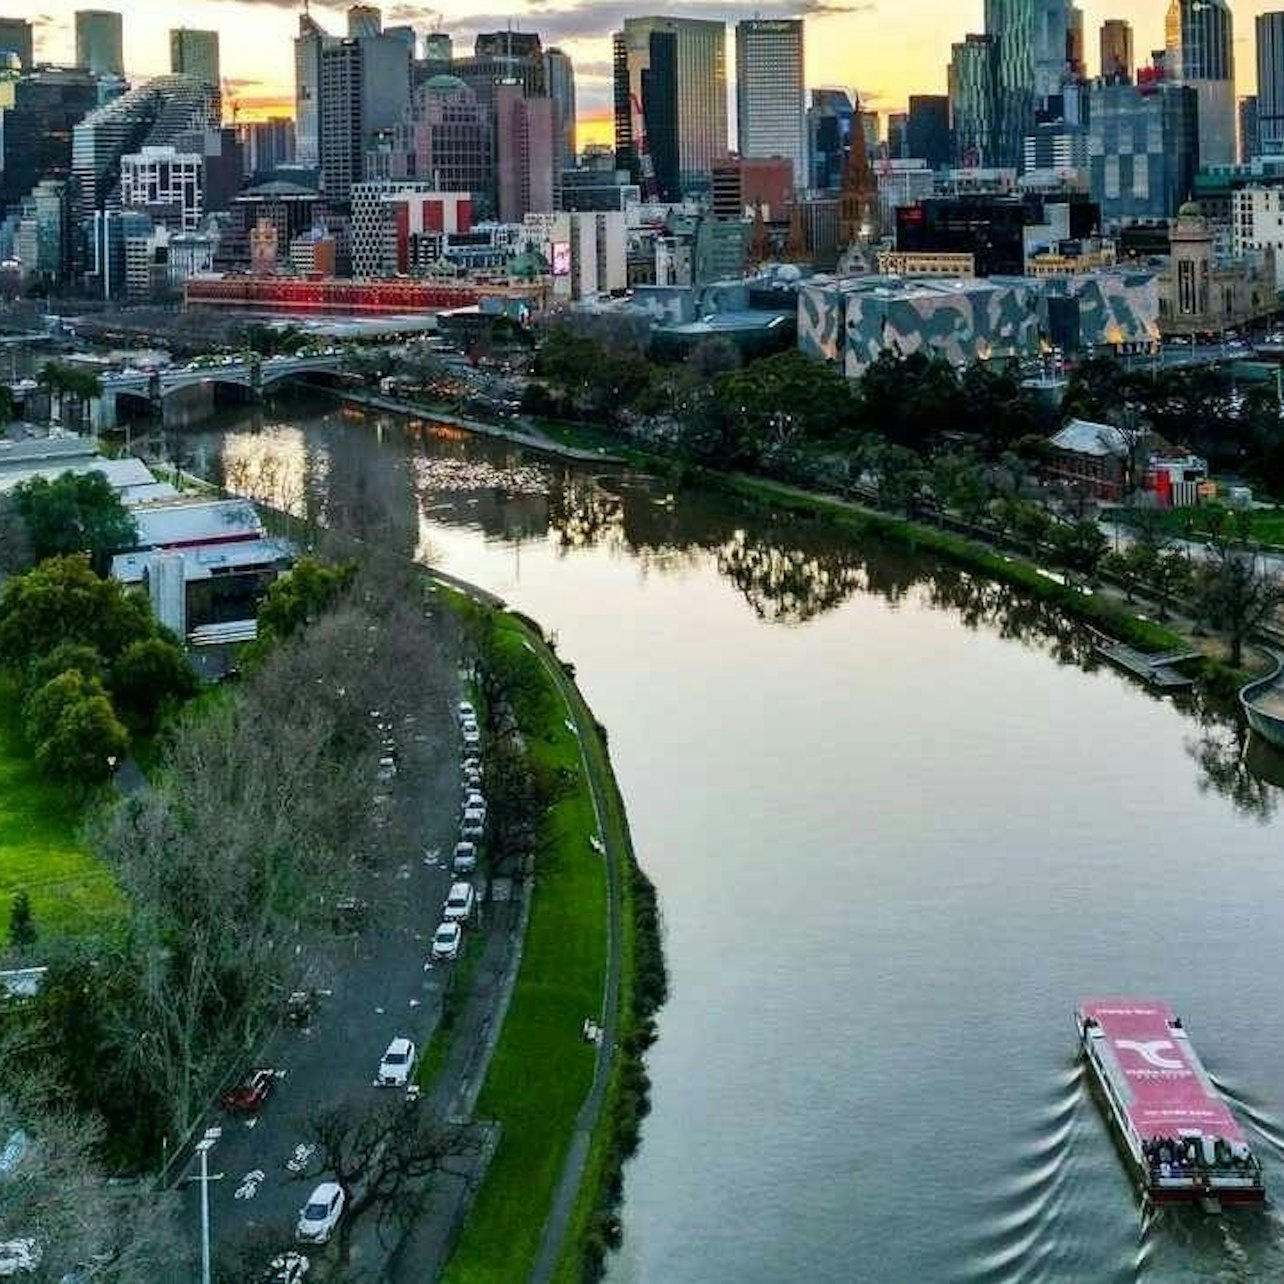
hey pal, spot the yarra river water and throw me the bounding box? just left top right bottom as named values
left=190, top=399, right=1284, bottom=1283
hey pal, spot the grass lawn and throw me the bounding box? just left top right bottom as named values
left=0, top=677, right=124, bottom=942
left=440, top=610, right=608, bottom=1284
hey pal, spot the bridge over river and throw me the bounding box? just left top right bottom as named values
left=89, top=353, right=343, bottom=428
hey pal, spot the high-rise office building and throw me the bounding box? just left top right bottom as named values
left=495, top=81, right=554, bottom=222
left=735, top=19, right=806, bottom=188
left=614, top=17, right=726, bottom=195
left=1240, top=96, right=1260, bottom=163
left=1257, top=13, right=1284, bottom=156
left=807, top=88, right=854, bottom=191
left=318, top=32, right=410, bottom=202
left=1165, top=0, right=1235, bottom=168
left=949, top=33, right=995, bottom=167
left=0, top=18, right=32, bottom=69
left=1086, top=80, right=1197, bottom=223
left=347, top=5, right=382, bottom=39
left=1068, top=7, right=1086, bottom=78
left=983, top=0, right=1074, bottom=168
left=170, top=29, right=220, bottom=89
left=613, top=25, right=679, bottom=200
left=0, top=65, right=99, bottom=215
left=887, top=112, right=908, bottom=160
left=389, top=75, right=491, bottom=206
left=907, top=95, right=951, bottom=170
left=75, top=10, right=123, bottom=77
left=452, top=31, right=546, bottom=124
left=545, top=48, right=577, bottom=195
left=239, top=117, right=296, bottom=177
left=294, top=11, right=334, bottom=168
left=1100, top=19, right=1133, bottom=82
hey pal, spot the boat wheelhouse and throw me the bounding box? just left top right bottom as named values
left=1076, top=999, right=1264, bottom=1205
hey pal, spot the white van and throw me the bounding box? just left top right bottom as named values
left=443, top=882, right=475, bottom=922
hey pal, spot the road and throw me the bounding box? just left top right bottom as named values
left=178, top=688, right=465, bottom=1279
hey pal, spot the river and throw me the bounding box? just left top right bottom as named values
left=191, top=398, right=1284, bottom=1284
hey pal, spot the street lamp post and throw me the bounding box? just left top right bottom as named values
left=193, top=1126, right=222, bottom=1284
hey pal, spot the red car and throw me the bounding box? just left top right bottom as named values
left=221, top=1068, right=277, bottom=1112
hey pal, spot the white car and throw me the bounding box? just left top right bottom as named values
left=296, top=1182, right=345, bottom=1244
left=431, top=920, right=462, bottom=961
left=443, top=881, right=476, bottom=922
left=462, top=792, right=486, bottom=816
left=453, top=841, right=478, bottom=874
left=377, top=1037, right=417, bottom=1087
left=457, top=700, right=476, bottom=723
left=460, top=812, right=485, bottom=840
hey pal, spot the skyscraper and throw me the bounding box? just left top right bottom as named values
left=0, top=66, right=99, bottom=215
left=906, top=95, right=951, bottom=170
left=614, top=17, right=726, bottom=195
left=735, top=19, right=806, bottom=188
left=495, top=81, right=554, bottom=222
left=347, top=5, right=382, bottom=39
left=983, top=0, right=1074, bottom=167
left=949, top=33, right=995, bottom=167
left=294, top=10, right=333, bottom=168
left=0, top=17, right=33, bottom=70
left=170, top=29, right=220, bottom=89
left=1165, top=0, right=1235, bottom=168
left=545, top=48, right=577, bottom=186
left=1100, top=19, right=1133, bottom=82
left=1257, top=12, right=1284, bottom=156
left=75, top=10, right=124, bottom=77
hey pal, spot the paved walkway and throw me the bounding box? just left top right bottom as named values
left=340, top=391, right=625, bottom=467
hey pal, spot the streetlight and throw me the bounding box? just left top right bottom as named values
left=193, top=1126, right=222, bottom=1284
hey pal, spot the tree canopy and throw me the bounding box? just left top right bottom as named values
left=12, top=470, right=138, bottom=572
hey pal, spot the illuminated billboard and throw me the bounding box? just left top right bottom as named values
left=551, top=242, right=571, bottom=277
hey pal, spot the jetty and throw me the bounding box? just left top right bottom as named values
left=1240, top=648, right=1284, bottom=749
left=1096, top=642, right=1200, bottom=690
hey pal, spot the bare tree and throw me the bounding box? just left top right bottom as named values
left=1196, top=545, right=1284, bottom=668
left=302, top=1099, right=476, bottom=1265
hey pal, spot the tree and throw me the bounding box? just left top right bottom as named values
left=1195, top=546, right=1284, bottom=667
left=29, top=642, right=104, bottom=691
left=0, top=554, right=155, bottom=672
left=8, top=890, right=35, bottom=953
left=108, top=636, right=197, bottom=733
left=255, top=556, right=358, bottom=644
left=12, top=470, right=137, bottom=572
left=0, top=494, right=33, bottom=578
left=304, top=1098, right=476, bottom=1264
left=32, top=681, right=129, bottom=785
left=1049, top=519, right=1108, bottom=577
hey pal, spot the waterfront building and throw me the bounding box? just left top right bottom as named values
left=950, top=34, right=996, bottom=167
left=75, top=10, right=123, bottom=77
left=170, top=29, right=221, bottom=90
left=1100, top=19, right=1133, bottom=82
left=614, top=17, right=726, bottom=196
left=1166, top=0, right=1235, bottom=169
left=1085, top=80, right=1197, bottom=225
left=798, top=269, right=1158, bottom=377
left=0, top=18, right=31, bottom=70
left=735, top=19, right=806, bottom=189
left=906, top=95, right=951, bottom=171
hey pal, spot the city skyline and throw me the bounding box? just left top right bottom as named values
left=14, top=0, right=1284, bottom=141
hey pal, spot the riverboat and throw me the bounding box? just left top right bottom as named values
left=1076, top=999, right=1265, bottom=1205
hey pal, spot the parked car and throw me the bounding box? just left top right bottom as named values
left=377, top=1037, right=417, bottom=1087
left=431, top=920, right=462, bottom=961
left=457, top=700, right=476, bottom=723
left=0, top=1241, right=41, bottom=1277
left=460, top=814, right=485, bottom=840
left=296, top=1182, right=345, bottom=1244
left=453, top=841, right=478, bottom=874
left=443, top=881, right=476, bottom=922
left=461, top=790, right=486, bottom=813
left=220, top=1067, right=277, bottom=1113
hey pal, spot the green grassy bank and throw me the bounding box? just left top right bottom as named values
left=439, top=606, right=611, bottom=1284
left=0, top=676, right=123, bottom=942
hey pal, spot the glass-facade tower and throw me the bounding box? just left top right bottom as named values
left=983, top=0, right=1073, bottom=168
left=1165, top=0, right=1235, bottom=168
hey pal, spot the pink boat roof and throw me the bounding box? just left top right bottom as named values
left=1080, top=998, right=1245, bottom=1143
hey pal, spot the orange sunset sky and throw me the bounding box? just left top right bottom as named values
left=16, top=0, right=1278, bottom=141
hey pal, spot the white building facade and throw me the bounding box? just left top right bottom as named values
left=735, top=19, right=807, bottom=189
